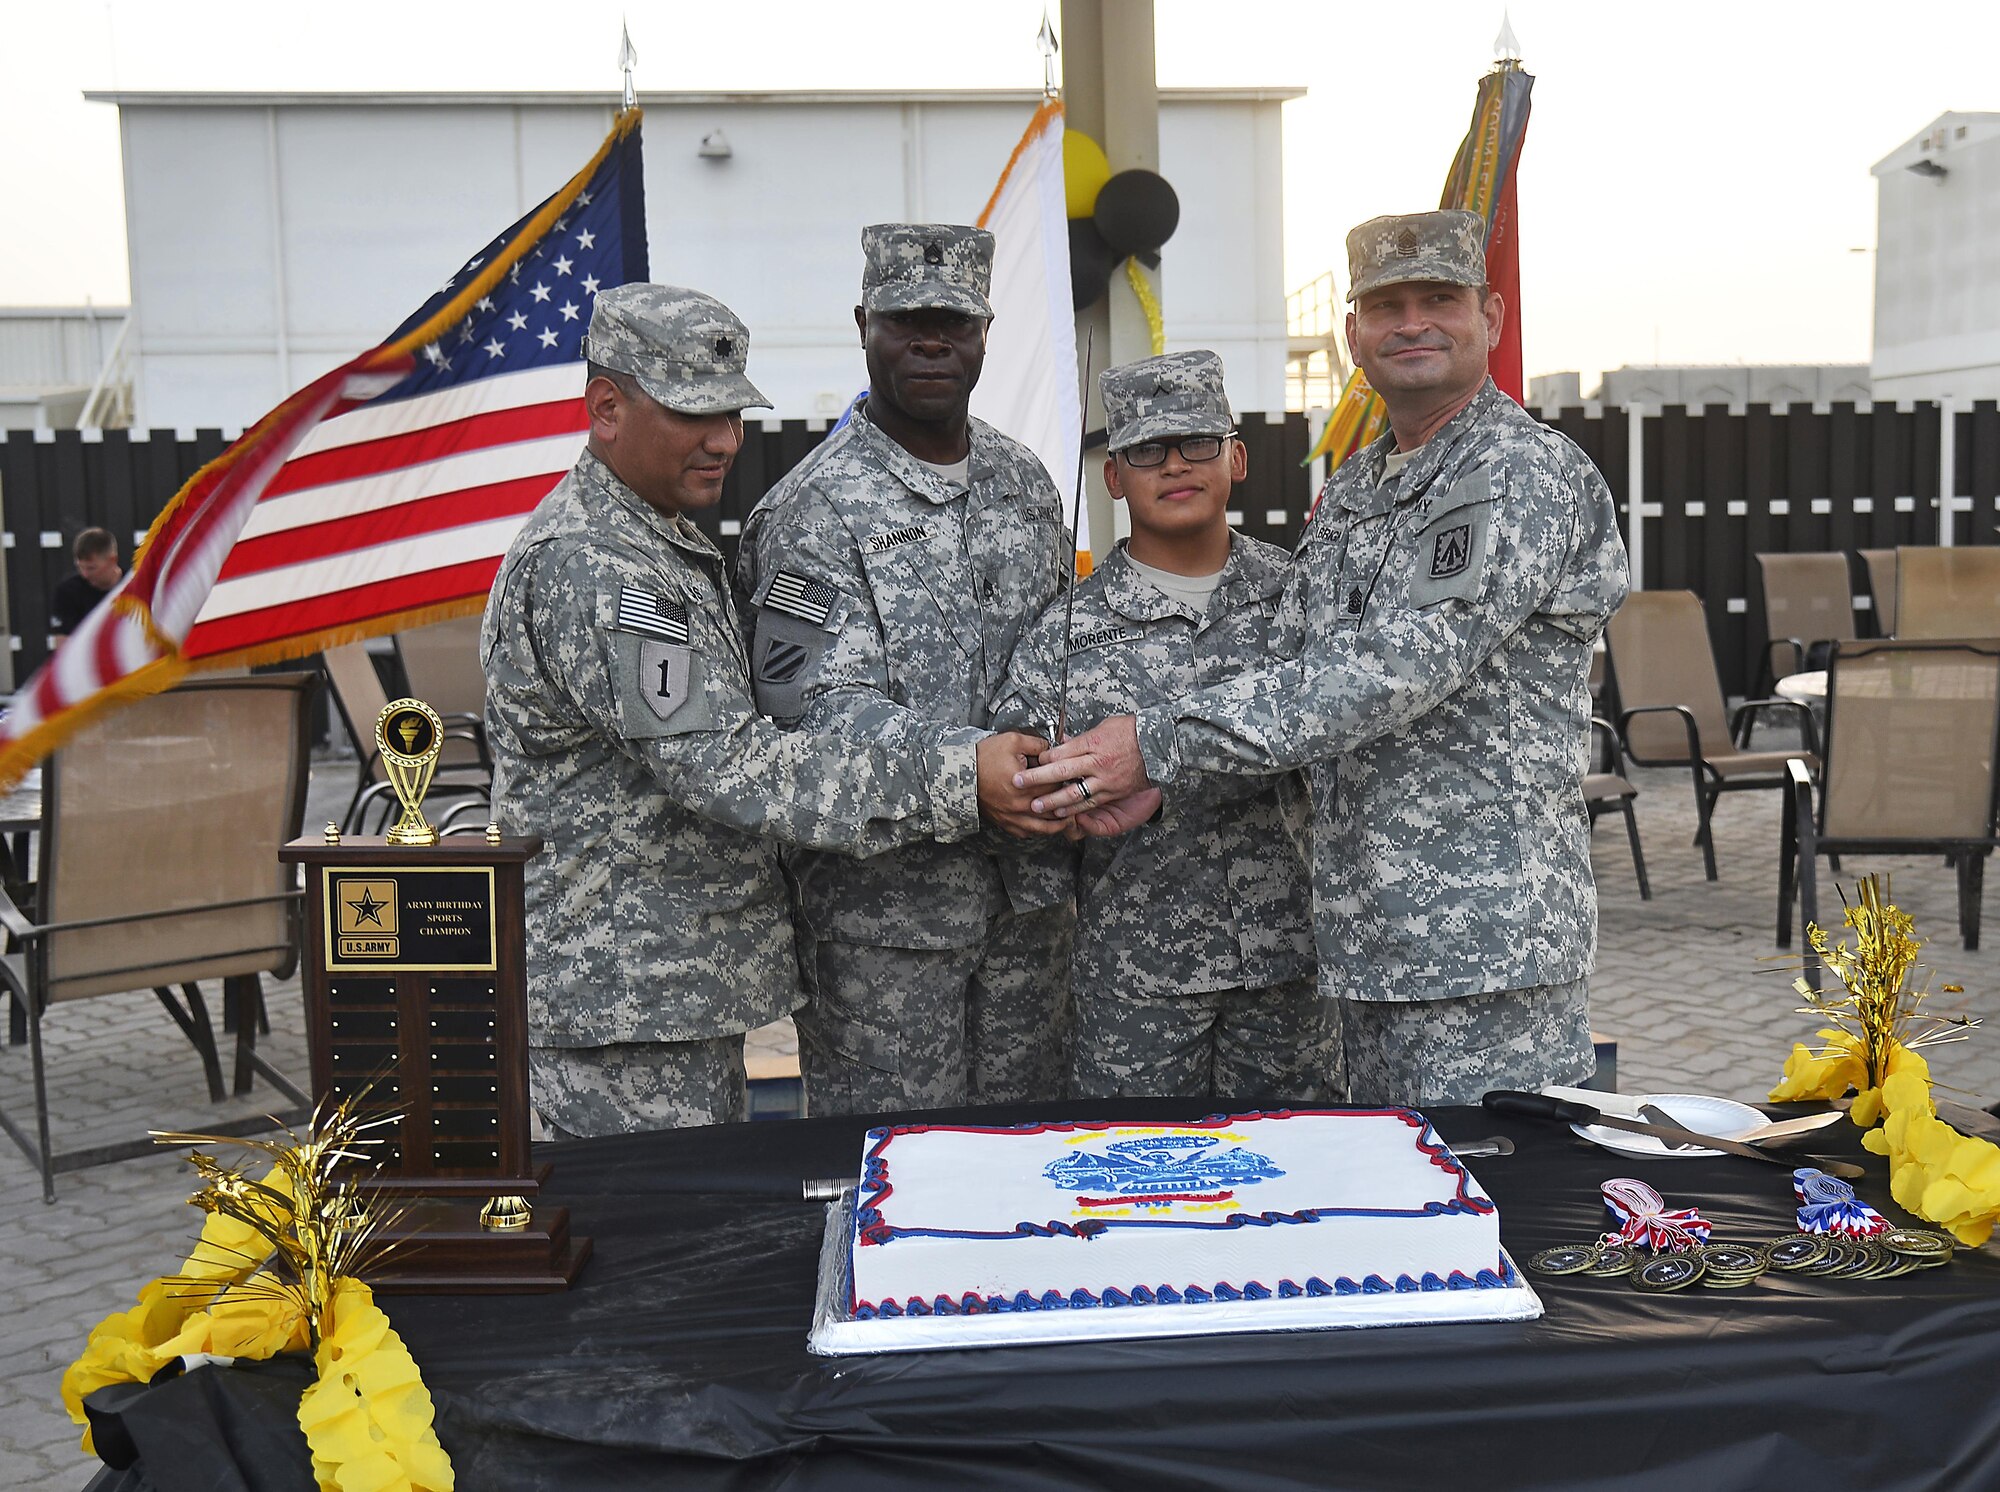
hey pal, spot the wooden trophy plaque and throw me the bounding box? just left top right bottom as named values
left=279, top=699, right=589, bottom=1292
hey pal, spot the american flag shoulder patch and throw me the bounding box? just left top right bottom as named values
left=1068, top=623, right=1144, bottom=654
left=614, top=586, right=691, bottom=644
left=864, top=523, right=931, bottom=555
left=761, top=570, right=841, bottom=628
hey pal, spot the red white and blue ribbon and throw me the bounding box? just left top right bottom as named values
left=1600, top=1178, right=1712, bottom=1253
left=1794, top=1168, right=1888, bottom=1236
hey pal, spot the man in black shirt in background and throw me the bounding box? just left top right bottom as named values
left=51, top=528, right=121, bottom=638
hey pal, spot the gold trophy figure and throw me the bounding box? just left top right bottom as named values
left=376, top=698, right=445, bottom=847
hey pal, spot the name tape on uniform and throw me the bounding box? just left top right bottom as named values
left=616, top=587, right=691, bottom=644
left=863, top=523, right=930, bottom=555
left=1068, top=623, right=1144, bottom=654
left=763, top=570, right=840, bottom=627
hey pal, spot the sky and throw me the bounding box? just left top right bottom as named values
left=2, top=0, right=1996, bottom=386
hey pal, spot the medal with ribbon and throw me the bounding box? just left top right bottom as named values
left=1600, top=1177, right=1713, bottom=1253
left=1794, top=1167, right=1889, bottom=1236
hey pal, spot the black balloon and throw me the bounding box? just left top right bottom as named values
left=1093, top=170, right=1180, bottom=259
left=1069, top=218, right=1119, bottom=310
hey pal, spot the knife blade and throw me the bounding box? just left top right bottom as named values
left=1735, top=1110, right=1846, bottom=1146
left=1638, top=1103, right=1697, bottom=1149
left=1483, top=1091, right=1866, bottom=1180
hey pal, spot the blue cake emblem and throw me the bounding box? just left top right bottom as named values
left=1042, top=1134, right=1285, bottom=1197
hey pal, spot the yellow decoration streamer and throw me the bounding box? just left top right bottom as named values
left=1768, top=873, right=1995, bottom=1244
left=1123, top=258, right=1166, bottom=357
left=298, top=1279, right=454, bottom=1492
left=60, top=1102, right=451, bottom=1487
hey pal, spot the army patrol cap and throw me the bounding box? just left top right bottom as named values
left=582, top=283, right=771, bottom=415
left=1345, top=209, right=1487, bottom=302
left=860, top=223, right=995, bottom=319
left=1100, top=350, right=1235, bottom=452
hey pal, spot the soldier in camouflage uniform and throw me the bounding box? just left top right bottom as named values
left=737, top=224, right=1076, bottom=1116
left=992, top=350, right=1338, bottom=1102
left=1018, top=210, right=1631, bottom=1106
left=482, top=284, right=1052, bottom=1137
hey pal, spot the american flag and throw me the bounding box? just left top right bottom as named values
left=0, top=111, right=647, bottom=786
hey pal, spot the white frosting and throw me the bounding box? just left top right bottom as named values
left=850, top=1110, right=1505, bottom=1316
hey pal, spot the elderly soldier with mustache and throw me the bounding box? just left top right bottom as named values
left=1017, top=210, right=1630, bottom=1107
left=739, top=224, right=1075, bottom=1116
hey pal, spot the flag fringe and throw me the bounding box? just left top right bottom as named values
left=976, top=98, right=1063, bottom=230
left=0, top=654, right=191, bottom=794
left=189, top=594, right=489, bottom=675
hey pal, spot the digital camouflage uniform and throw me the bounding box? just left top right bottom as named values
left=993, top=350, right=1335, bottom=1104
left=737, top=224, right=1075, bottom=1116
left=1131, top=215, right=1630, bottom=1106
left=483, top=285, right=981, bottom=1137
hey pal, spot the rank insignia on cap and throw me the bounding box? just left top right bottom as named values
left=615, top=586, right=691, bottom=644
left=924, top=239, right=945, bottom=265
left=1395, top=227, right=1420, bottom=257
left=714, top=336, right=733, bottom=357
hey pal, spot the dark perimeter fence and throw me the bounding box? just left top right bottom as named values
left=2, top=402, right=1996, bottom=699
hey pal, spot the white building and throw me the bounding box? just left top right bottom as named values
left=1871, top=111, right=2000, bottom=402
left=0, top=307, right=130, bottom=429
left=1529, top=364, right=1871, bottom=410
left=84, top=88, right=1300, bottom=431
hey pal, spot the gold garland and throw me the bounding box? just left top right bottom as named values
left=60, top=1101, right=453, bottom=1490
left=1770, top=873, right=1999, bottom=1245
left=1123, top=258, right=1166, bottom=356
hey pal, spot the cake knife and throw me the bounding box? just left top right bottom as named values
left=1482, top=1091, right=1865, bottom=1180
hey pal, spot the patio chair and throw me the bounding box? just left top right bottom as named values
left=0, top=674, right=317, bottom=1202
left=1859, top=548, right=1898, bottom=637
left=1744, top=552, right=1856, bottom=741
left=1778, top=640, right=2000, bottom=973
left=1583, top=717, right=1649, bottom=899
left=396, top=614, right=491, bottom=772
left=1606, top=590, right=1820, bottom=881
left=322, top=641, right=488, bottom=834
left=1896, top=547, right=2000, bottom=640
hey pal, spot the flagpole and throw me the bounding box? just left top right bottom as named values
left=618, top=21, right=637, bottom=113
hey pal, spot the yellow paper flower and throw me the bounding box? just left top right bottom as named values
left=1857, top=1052, right=2000, bottom=1247
left=60, top=1167, right=295, bottom=1451
left=1769, top=1028, right=1868, bottom=1106
left=297, top=1278, right=453, bottom=1492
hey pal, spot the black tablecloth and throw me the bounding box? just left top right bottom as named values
left=83, top=1099, right=2000, bottom=1491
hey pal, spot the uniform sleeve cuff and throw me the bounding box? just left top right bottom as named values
left=1135, top=708, right=1180, bottom=787
left=929, top=727, right=987, bottom=840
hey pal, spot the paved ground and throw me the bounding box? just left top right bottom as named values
left=3, top=736, right=1996, bottom=1488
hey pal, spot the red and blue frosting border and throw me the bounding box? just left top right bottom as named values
left=847, top=1109, right=1512, bottom=1318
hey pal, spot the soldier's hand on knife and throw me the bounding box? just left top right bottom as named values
left=1013, top=714, right=1152, bottom=818
left=976, top=731, right=1072, bottom=836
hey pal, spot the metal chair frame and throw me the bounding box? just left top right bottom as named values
left=1777, top=641, right=2000, bottom=977
left=0, top=675, right=317, bottom=1201
left=1583, top=716, right=1650, bottom=899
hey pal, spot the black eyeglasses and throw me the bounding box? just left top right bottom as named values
left=1118, top=432, right=1236, bottom=469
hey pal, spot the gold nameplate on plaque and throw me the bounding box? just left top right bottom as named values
left=377, top=698, right=444, bottom=847
left=324, top=864, right=498, bottom=971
